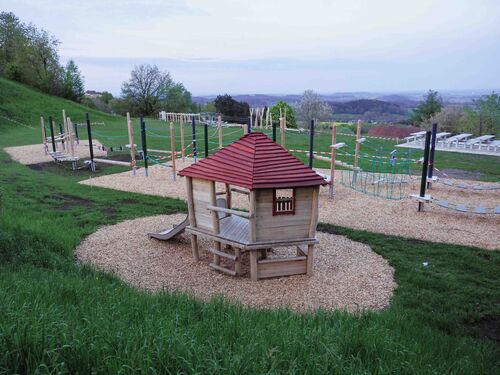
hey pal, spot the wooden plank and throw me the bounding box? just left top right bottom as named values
left=93, top=158, right=130, bottom=166
left=190, top=234, right=199, bottom=261
left=235, top=249, right=241, bottom=275
left=309, top=186, right=319, bottom=237
left=209, top=263, right=237, bottom=276
left=257, top=258, right=307, bottom=279
left=258, top=256, right=306, bottom=264
left=208, top=247, right=237, bottom=261
left=209, top=181, right=219, bottom=235
left=225, top=183, right=232, bottom=209
left=231, top=187, right=249, bottom=195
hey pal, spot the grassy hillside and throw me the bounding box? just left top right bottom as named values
left=0, top=78, right=499, bottom=373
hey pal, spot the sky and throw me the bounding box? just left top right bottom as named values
left=2, top=0, right=500, bottom=95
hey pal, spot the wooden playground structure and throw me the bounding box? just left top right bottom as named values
left=168, top=132, right=328, bottom=281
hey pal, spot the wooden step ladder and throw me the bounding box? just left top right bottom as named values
left=208, top=246, right=241, bottom=276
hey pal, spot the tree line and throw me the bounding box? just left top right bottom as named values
left=0, top=12, right=85, bottom=102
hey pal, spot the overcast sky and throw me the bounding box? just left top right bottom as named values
left=3, top=0, right=500, bottom=95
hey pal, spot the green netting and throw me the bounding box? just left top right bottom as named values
left=338, top=154, right=412, bottom=200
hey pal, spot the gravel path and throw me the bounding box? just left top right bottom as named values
left=79, top=163, right=500, bottom=250
left=75, top=213, right=396, bottom=312
left=4, top=141, right=107, bottom=165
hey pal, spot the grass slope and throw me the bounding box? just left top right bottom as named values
left=0, top=78, right=499, bottom=373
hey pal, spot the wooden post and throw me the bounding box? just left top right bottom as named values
left=307, top=186, right=319, bottom=276
left=249, top=108, right=254, bottom=130
left=225, top=183, right=232, bottom=209
left=170, top=121, right=176, bottom=181
left=192, top=117, right=197, bottom=162
left=259, top=107, right=264, bottom=129
left=418, top=131, right=432, bottom=212
left=67, top=117, right=75, bottom=157
left=62, top=109, right=67, bottom=135
left=243, top=124, right=249, bottom=135
left=218, top=115, right=222, bottom=149
left=126, top=113, right=137, bottom=176
left=40, top=116, right=47, bottom=154
left=250, top=251, right=258, bottom=281
left=179, top=116, right=185, bottom=161
left=280, top=117, right=285, bottom=147
left=265, top=108, right=269, bottom=129
left=354, top=119, right=362, bottom=180
left=209, top=181, right=221, bottom=266
left=284, top=107, right=287, bottom=129
left=329, top=125, right=337, bottom=199
left=186, top=177, right=199, bottom=260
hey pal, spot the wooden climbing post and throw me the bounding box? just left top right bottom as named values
left=49, top=116, right=56, bottom=152
left=126, top=112, right=137, bottom=176
left=329, top=125, right=337, bottom=199
left=86, top=113, right=96, bottom=172
left=192, top=117, right=197, bottom=162
left=272, top=118, right=277, bottom=142
left=67, top=117, right=75, bottom=158
left=353, top=119, right=362, bottom=182
left=218, top=115, right=222, bottom=149
left=180, top=116, right=185, bottom=161
left=140, top=115, right=148, bottom=176
left=170, top=121, right=176, bottom=181
left=40, top=116, right=47, bottom=154
left=280, top=116, right=285, bottom=147
left=204, top=123, right=208, bottom=158
left=74, top=121, right=79, bottom=144
left=309, top=119, right=315, bottom=168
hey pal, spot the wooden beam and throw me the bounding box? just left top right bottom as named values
left=206, top=205, right=252, bottom=218
left=186, top=177, right=197, bottom=227
left=170, top=121, right=176, bottom=180
left=225, top=183, right=232, bottom=210
left=208, top=247, right=237, bottom=261
left=230, top=187, right=249, bottom=195
left=126, top=112, right=136, bottom=175
left=180, top=116, right=185, bottom=161
left=209, top=262, right=237, bottom=276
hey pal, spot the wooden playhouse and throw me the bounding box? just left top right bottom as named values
left=178, top=132, right=327, bottom=281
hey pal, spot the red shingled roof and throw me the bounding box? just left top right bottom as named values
left=178, top=132, right=327, bottom=189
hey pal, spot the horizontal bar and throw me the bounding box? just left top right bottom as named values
left=206, top=205, right=252, bottom=218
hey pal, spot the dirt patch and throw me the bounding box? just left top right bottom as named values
left=75, top=214, right=397, bottom=312
left=440, top=168, right=488, bottom=181
left=467, top=315, right=500, bottom=343
left=46, top=193, right=94, bottom=211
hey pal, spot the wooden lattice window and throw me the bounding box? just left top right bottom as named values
left=273, top=188, right=295, bottom=215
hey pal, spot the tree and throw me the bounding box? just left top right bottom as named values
left=121, top=64, right=174, bottom=116
left=425, top=106, right=466, bottom=133
left=411, top=90, right=443, bottom=125
left=214, top=94, right=250, bottom=121
left=99, top=91, right=113, bottom=104
left=164, top=83, right=193, bottom=113
left=270, top=101, right=297, bottom=128
left=62, top=60, right=85, bottom=102
left=297, top=90, right=332, bottom=126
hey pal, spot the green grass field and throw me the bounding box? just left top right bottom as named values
left=1, top=78, right=499, bottom=373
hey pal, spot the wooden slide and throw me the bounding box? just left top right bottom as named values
left=148, top=215, right=189, bottom=240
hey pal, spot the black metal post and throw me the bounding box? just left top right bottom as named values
left=204, top=123, right=208, bottom=158
left=74, top=121, right=79, bottom=144
left=140, top=115, right=148, bottom=176
left=48, top=116, right=56, bottom=152
left=248, top=117, right=252, bottom=134
left=86, top=113, right=95, bottom=172
left=192, top=117, right=197, bottom=162
left=427, top=123, right=437, bottom=188
left=418, top=130, right=432, bottom=211
left=59, top=123, right=65, bottom=150
left=309, top=119, right=315, bottom=168
left=272, top=120, right=277, bottom=142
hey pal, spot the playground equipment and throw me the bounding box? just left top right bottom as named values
left=40, top=110, right=79, bottom=169
left=148, top=215, right=190, bottom=240
left=411, top=124, right=500, bottom=214
left=158, top=132, right=327, bottom=281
